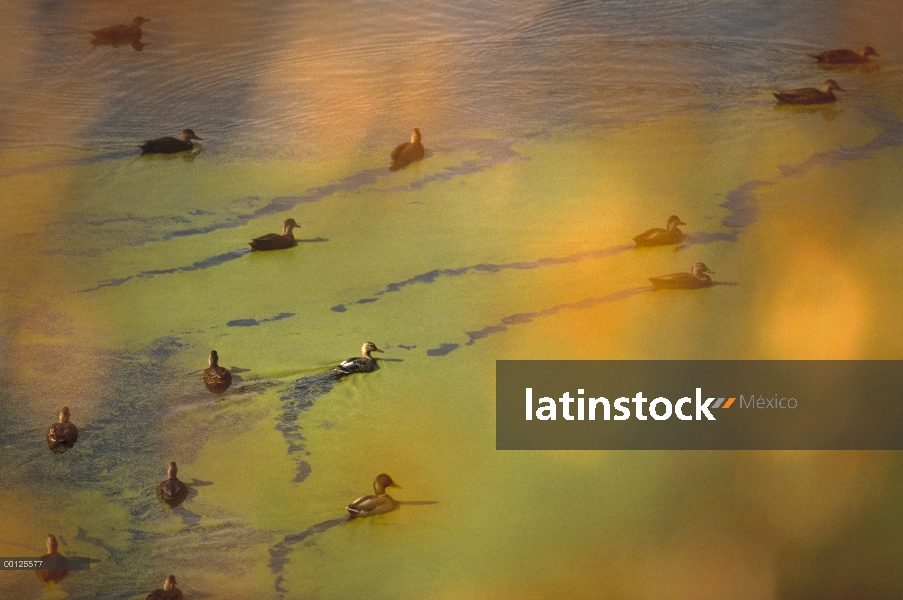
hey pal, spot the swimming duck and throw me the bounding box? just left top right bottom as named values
left=774, top=79, right=844, bottom=104
left=36, top=534, right=68, bottom=584
left=650, top=262, right=715, bottom=290
left=91, top=17, right=149, bottom=50
left=249, top=218, right=300, bottom=251
left=633, top=215, right=686, bottom=247
left=811, top=46, right=878, bottom=64
left=346, top=474, right=401, bottom=518
left=145, top=575, right=184, bottom=600
left=47, top=406, right=78, bottom=453
left=390, top=128, right=425, bottom=171
left=156, top=462, right=189, bottom=507
left=139, top=129, right=202, bottom=154
left=203, top=350, right=232, bottom=394
left=334, top=342, right=383, bottom=378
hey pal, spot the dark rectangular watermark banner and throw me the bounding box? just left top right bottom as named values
left=496, top=361, right=903, bottom=450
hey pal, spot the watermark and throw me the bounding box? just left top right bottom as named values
left=497, top=361, right=903, bottom=450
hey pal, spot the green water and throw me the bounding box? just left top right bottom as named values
left=4, top=0, right=903, bottom=597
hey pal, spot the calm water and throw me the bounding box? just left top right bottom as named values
left=2, top=1, right=903, bottom=598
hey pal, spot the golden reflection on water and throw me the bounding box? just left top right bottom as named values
left=2, top=1, right=903, bottom=598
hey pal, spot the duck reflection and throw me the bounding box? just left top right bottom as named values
left=90, top=17, right=150, bottom=51
left=47, top=406, right=78, bottom=453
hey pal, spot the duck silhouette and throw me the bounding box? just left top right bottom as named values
left=390, top=128, right=425, bottom=171
left=90, top=17, right=149, bottom=51
left=811, top=46, right=878, bottom=64
left=249, top=218, right=300, bottom=251
left=774, top=79, right=844, bottom=105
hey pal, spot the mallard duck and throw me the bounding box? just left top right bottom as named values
left=774, top=79, right=844, bottom=104
left=156, top=462, right=189, bottom=507
left=47, top=406, right=78, bottom=453
left=334, top=342, right=383, bottom=378
left=633, top=215, right=686, bottom=247
left=36, top=534, right=68, bottom=584
left=91, top=16, right=149, bottom=49
left=139, top=129, right=202, bottom=154
left=249, top=218, right=300, bottom=251
left=203, top=350, right=232, bottom=394
left=390, top=128, right=425, bottom=171
left=650, top=262, right=715, bottom=289
left=812, top=46, right=878, bottom=64
left=346, top=474, right=401, bottom=518
left=145, top=575, right=183, bottom=600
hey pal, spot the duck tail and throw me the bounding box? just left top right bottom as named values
left=810, top=54, right=825, bottom=62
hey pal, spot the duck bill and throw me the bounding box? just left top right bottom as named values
left=372, top=348, right=384, bottom=353
left=388, top=482, right=401, bottom=489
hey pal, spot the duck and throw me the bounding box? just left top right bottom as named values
left=47, top=406, right=79, bottom=453
left=633, top=215, right=686, bottom=247
left=139, top=129, right=202, bottom=154
left=249, top=218, right=300, bottom=251
left=811, top=46, right=878, bottom=64
left=346, top=474, right=401, bottom=518
left=203, top=350, right=232, bottom=394
left=145, top=575, right=184, bottom=600
left=650, top=262, right=715, bottom=290
left=156, top=462, right=189, bottom=507
left=90, top=16, right=149, bottom=49
left=334, top=342, right=383, bottom=378
left=390, top=128, right=425, bottom=171
left=774, top=79, right=844, bottom=104
left=36, top=534, right=68, bottom=584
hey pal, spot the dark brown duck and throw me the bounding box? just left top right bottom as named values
left=47, top=406, right=78, bottom=453
left=203, top=350, right=232, bottom=394
left=140, top=129, right=202, bottom=154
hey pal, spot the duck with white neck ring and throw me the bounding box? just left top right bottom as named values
left=650, top=262, right=715, bottom=289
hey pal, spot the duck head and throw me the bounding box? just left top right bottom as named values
left=373, top=473, right=400, bottom=495
left=821, top=79, right=845, bottom=93
left=46, top=534, right=58, bottom=553
left=410, top=128, right=422, bottom=143
left=59, top=407, right=71, bottom=424
left=131, top=17, right=150, bottom=27
left=861, top=46, right=879, bottom=58
left=167, top=461, right=179, bottom=479
left=362, top=341, right=384, bottom=356
left=282, top=218, right=300, bottom=235
left=208, top=350, right=220, bottom=368
left=179, top=129, right=202, bottom=142
left=164, top=575, right=177, bottom=591
left=691, top=263, right=714, bottom=277
left=666, top=215, right=686, bottom=230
